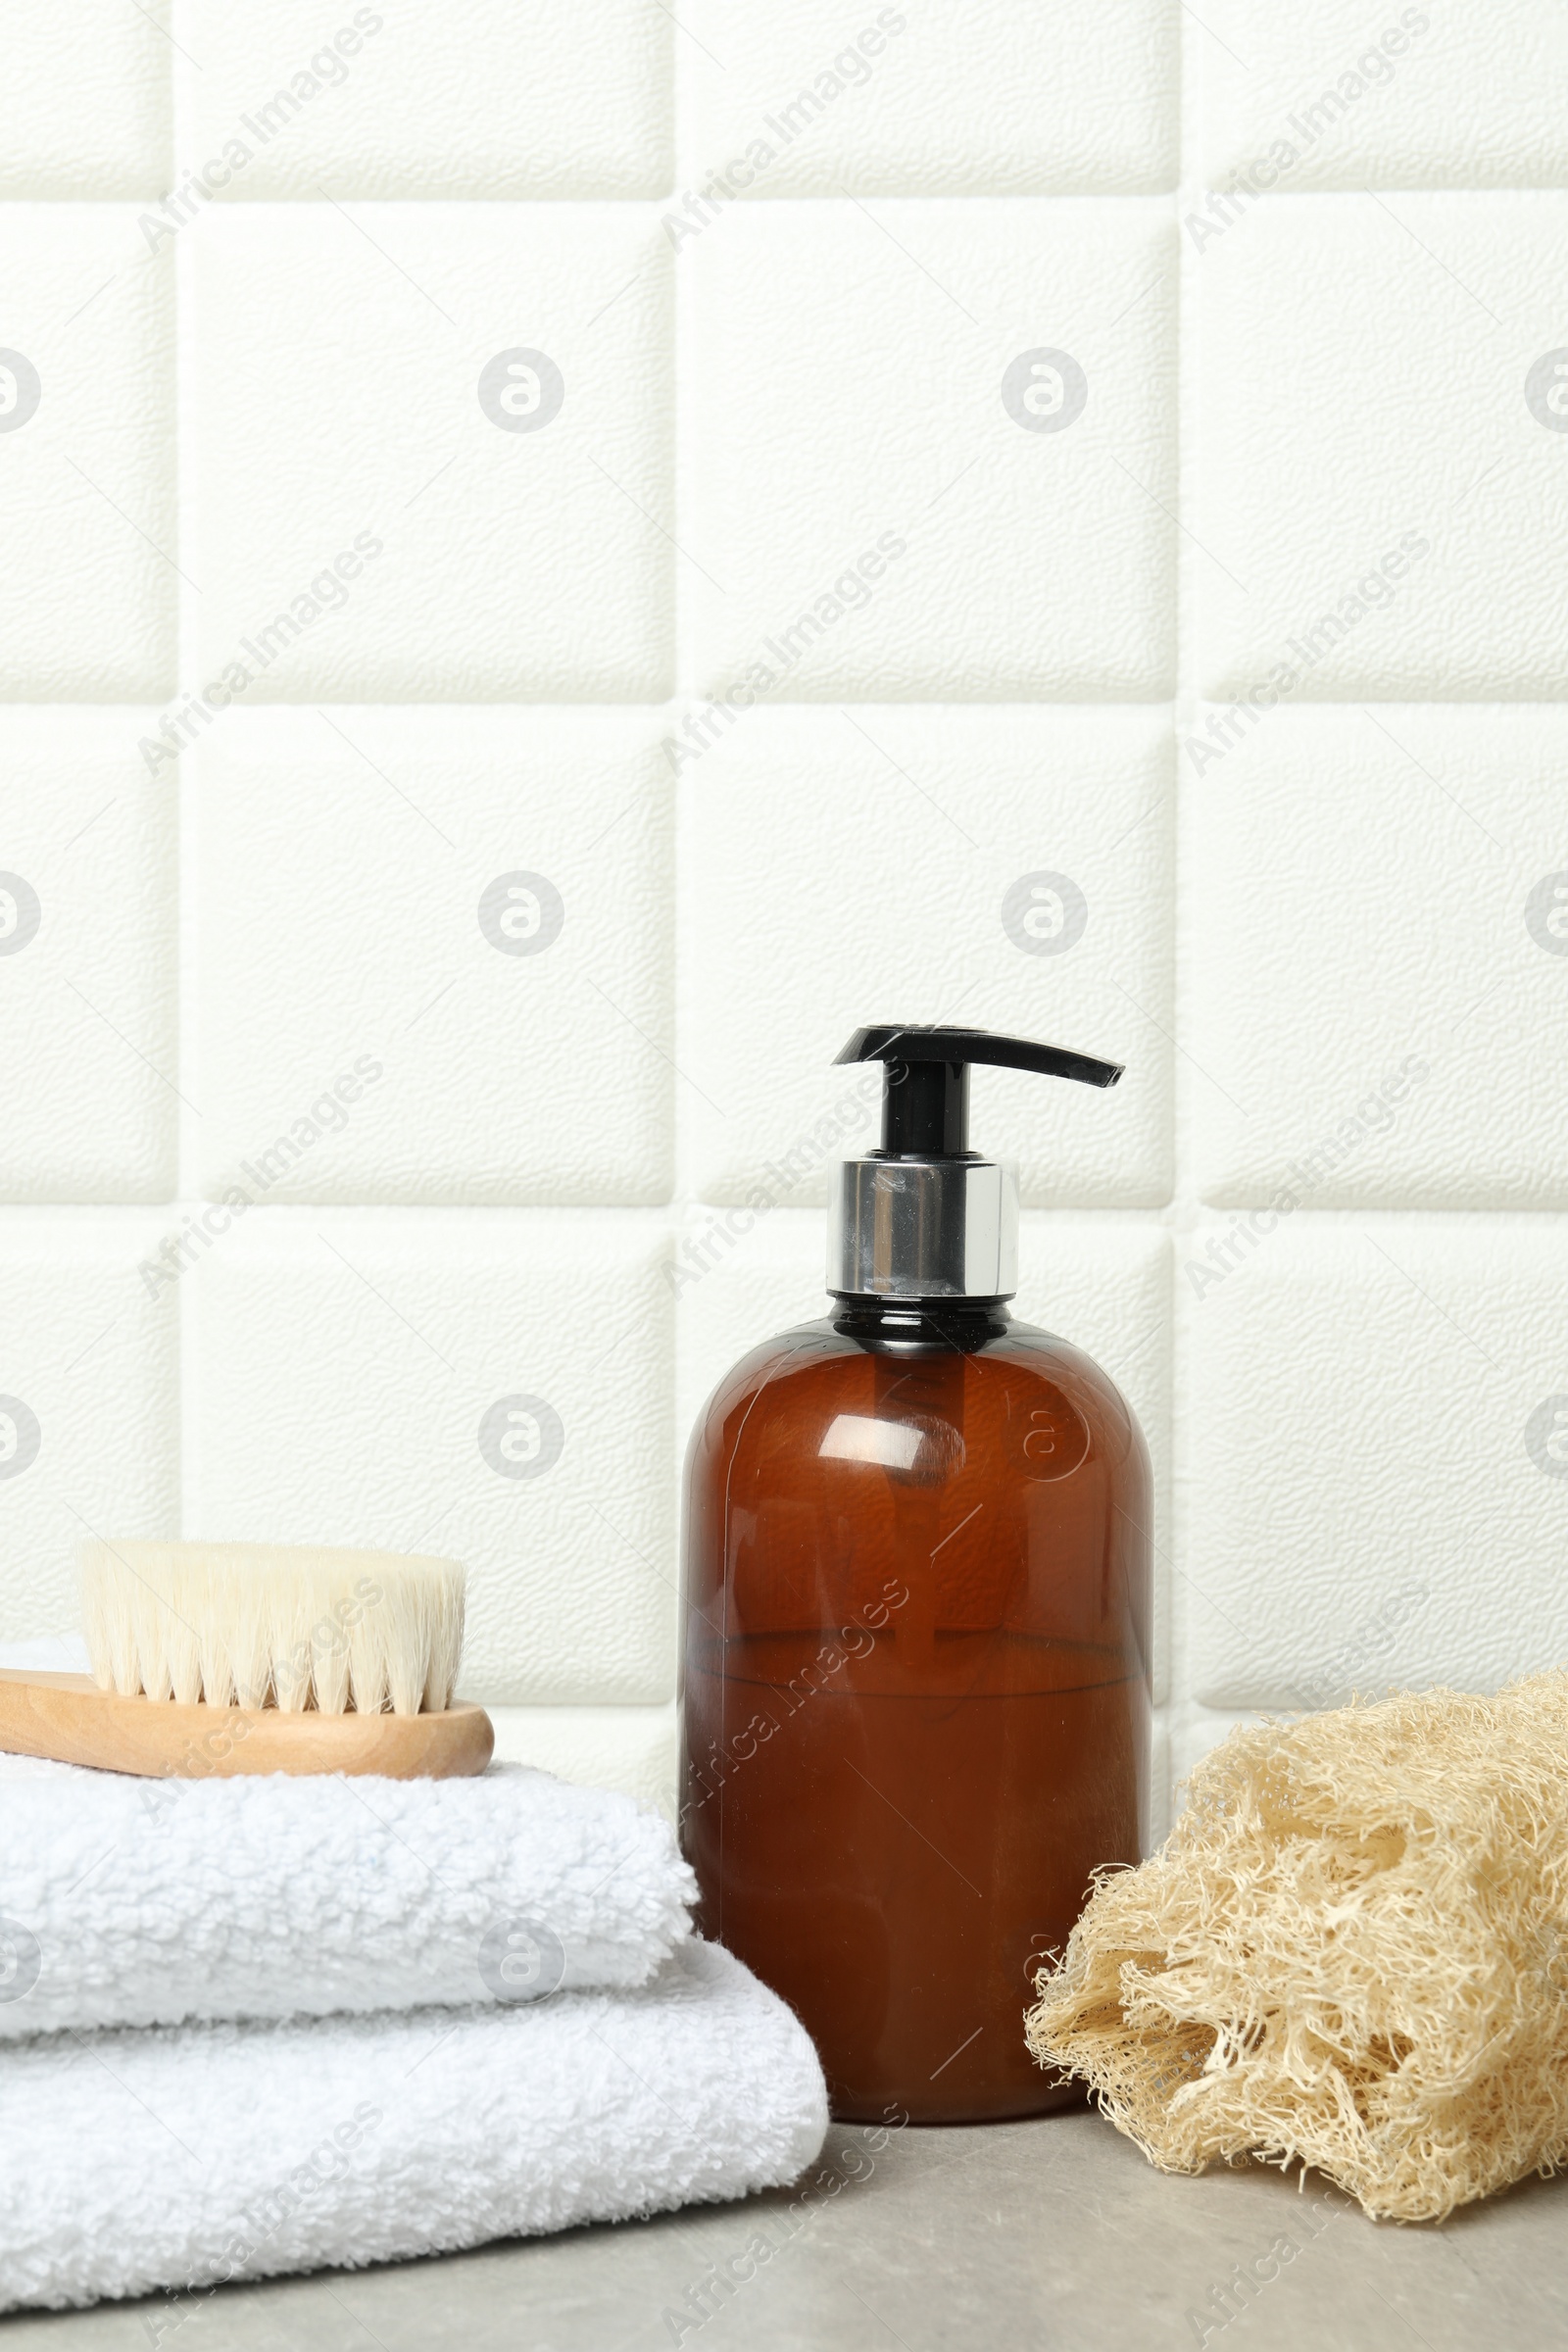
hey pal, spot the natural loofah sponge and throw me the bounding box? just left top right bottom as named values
left=1026, top=1671, right=1568, bottom=2223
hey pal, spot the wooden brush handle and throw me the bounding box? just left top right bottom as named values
left=0, top=1670, right=494, bottom=1780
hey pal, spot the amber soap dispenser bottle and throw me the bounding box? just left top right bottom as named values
left=680, top=1025, right=1151, bottom=2124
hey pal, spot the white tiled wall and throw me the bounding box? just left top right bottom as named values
left=1, top=3, right=1564, bottom=1825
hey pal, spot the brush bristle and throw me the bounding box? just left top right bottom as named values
left=77, top=1543, right=466, bottom=1716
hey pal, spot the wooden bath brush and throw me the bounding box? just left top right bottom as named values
left=0, top=1542, right=493, bottom=1780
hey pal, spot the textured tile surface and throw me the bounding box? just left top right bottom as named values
left=678, top=0, right=1180, bottom=198
left=0, top=210, right=176, bottom=699
left=192, top=205, right=673, bottom=702
left=198, top=709, right=673, bottom=1203
left=1197, top=2, right=1568, bottom=190
left=1183, top=1215, right=1568, bottom=1708
left=678, top=706, right=1173, bottom=1205
left=185, top=0, right=671, bottom=200
left=684, top=201, right=1177, bottom=699
left=190, top=1214, right=676, bottom=1705
left=0, top=1, right=170, bottom=199
left=0, top=711, right=178, bottom=1201
left=1188, top=705, right=1568, bottom=1208
left=1195, top=194, right=1568, bottom=701
left=0, top=1217, right=179, bottom=1640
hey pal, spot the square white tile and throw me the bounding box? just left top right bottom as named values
left=1183, top=1214, right=1568, bottom=1707
left=184, top=0, right=670, bottom=199
left=683, top=200, right=1177, bottom=699
left=190, top=1211, right=676, bottom=1705
left=1196, top=2, right=1568, bottom=192
left=1195, top=193, right=1568, bottom=702
left=197, top=709, right=672, bottom=1204
left=0, top=1, right=170, bottom=198
left=678, top=0, right=1178, bottom=198
left=192, top=204, right=673, bottom=702
left=0, top=711, right=178, bottom=1201
left=0, top=1216, right=180, bottom=1641
left=1188, top=705, right=1568, bottom=1209
left=0, top=210, right=176, bottom=699
left=677, top=707, right=1173, bottom=1206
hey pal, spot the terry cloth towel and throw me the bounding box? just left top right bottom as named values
left=0, top=1751, right=696, bottom=2034
left=0, top=1939, right=828, bottom=2316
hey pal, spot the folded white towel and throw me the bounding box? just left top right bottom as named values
left=0, top=1939, right=828, bottom=2316
left=0, top=1752, right=695, bottom=2034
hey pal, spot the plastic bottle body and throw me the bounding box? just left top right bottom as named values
left=680, top=1298, right=1152, bottom=2125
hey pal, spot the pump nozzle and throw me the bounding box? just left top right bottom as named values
left=829, top=1024, right=1124, bottom=1299
left=835, top=1024, right=1121, bottom=1158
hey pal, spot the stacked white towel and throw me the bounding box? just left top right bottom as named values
left=0, top=1754, right=828, bottom=2315
left=0, top=1751, right=697, bottom=2030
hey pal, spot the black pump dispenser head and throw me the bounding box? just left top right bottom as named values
left=837, top=1024, right=1122, bottom=1158
left=828, top=1025, right=1124, bottom=1300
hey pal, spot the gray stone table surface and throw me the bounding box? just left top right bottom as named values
left=3, top=2111, right=1564, bottom=2352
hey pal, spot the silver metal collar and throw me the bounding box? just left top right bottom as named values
left=828, top=1158, right=1018, bottom=1299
